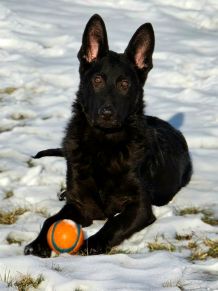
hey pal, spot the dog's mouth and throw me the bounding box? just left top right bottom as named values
left=94, top=122, right=122, bottom=132
left=93, top=119, right=123, bottom=133
left=82, top=109, right=123, bottom=133
left=94, top=125, right=123, bottom=134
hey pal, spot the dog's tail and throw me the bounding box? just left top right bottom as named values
left=33, top=148, right=63, bottom=159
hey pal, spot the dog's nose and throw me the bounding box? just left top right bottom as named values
left=98, top=105, right=114, bottom=119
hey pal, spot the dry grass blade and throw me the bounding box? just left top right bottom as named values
left=190, top=238, right=218, bottom=261
left=0, top=208, right=28, bottom=224
left=177, top=207, right=201, bottom=216
left=14, top=274, right=44, bottom=291
left=175, top=233, right=192, bottom=241
left=0, top=87, right=17, bottom=95
left=202, top=215, right=218, bottom=226
left=147, top=241, right=176, bottom=252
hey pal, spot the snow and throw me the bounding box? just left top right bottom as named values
left=0, top=0, right=217, bottom=290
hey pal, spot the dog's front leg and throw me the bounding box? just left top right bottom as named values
left=80, top=197, right=156, bottom=255
left=24, top=203, right=90, bottom=258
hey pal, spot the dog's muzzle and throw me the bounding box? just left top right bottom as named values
left=95, top=104, right=121, bottom=130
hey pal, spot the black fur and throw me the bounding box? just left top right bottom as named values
left=33, top=148, right=63, bottom=159
left=25, top=14, right=192, bottom=257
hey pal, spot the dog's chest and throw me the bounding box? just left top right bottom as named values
left=74, top=139, right=144, bottom=215
left=90, top=151, right=124, bottom=212
left=92, top=145, right=130, bottom=176
left=91, top=147, right=139, bottom=215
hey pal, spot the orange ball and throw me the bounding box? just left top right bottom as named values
left=47, top=219, right=84, bottom=254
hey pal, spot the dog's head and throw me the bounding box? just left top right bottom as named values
left=77, top=14, right=155, bottom=132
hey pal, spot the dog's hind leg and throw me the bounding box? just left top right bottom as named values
left=33, top=148, right=63, bottom=159
left=181, top=160, right=193, bottom=187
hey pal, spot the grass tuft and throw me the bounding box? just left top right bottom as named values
left=177, top=207, right=218, bottom=226
left=147, top=239, right=176, bottom=252
left=35, top=208, right=48, bottom=218
left=26, top=159, right=35, bottom=168
left=51, top=263, right=62, bottom=272
left=175, top=233, right=192, bottom=241
left=202, top=214, right=218, bottom=226
left=6, top=236, right=24, bottom=246
left=0, top=208, right=28, bottom=224
left=0, top=272, right=44, bottom=290
left=189, top=238, right=218, bottom=261
left=0, top=207, right=49, bottom=225
left=14, top=274, right=44, bottom=291
left=109, top=248, right=132, bottom=255
left=187, top=241, right=198, bottom=250
left=190, top=250, right=208, bottom=261
left=177, top=207, right=201, bottom=216
left=204, top=239, right=218, bottom=258
left=163, top=279, right=185, bottom=290
left=10, top=113, right=27, bottom=121
left=0, top=87, right=17, bottom=95
left=0, top=270, right=13, bottom=288
left=4, top=190, right=14, bottom=199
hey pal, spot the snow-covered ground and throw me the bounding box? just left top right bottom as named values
left=0, top=0, right=217, bottom=290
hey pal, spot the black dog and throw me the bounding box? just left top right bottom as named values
left=24, top=14, right=192, bottom=257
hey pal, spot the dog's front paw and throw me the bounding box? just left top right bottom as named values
left=24, top=240, right=51, bottom=258
left=79, top=236, right=108, bottom=255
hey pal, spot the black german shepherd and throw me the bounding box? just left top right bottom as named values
left=24, top=14, right=192, bottom=257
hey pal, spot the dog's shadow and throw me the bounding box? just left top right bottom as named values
left=168, top=113, right=184, bottom=130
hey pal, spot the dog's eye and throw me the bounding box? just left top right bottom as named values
left=93, top=75, right=103, bottom=84
left=94, top=76, right=102, bottom=83
left=117, top=79, right=129, bottom=92
left=121, top=80, right=129, bottom=90
left=92, top=75, right=105, bottom=89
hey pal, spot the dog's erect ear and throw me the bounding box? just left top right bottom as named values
left=78, top=14, right=109, bottom=63
left=125, top=23, right=155, bottom=72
